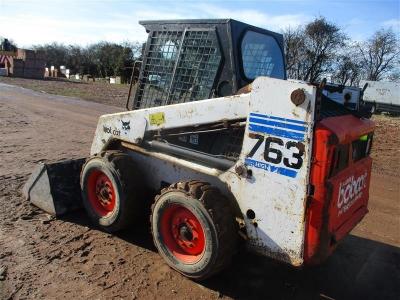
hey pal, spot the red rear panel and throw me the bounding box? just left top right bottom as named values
left=328, top=157, right=371, bottom=242
left=304, top=115, right=374, bottom=265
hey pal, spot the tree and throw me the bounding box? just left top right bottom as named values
left=283, top=17, right=347, bottom=82
left=358, top=28, right=400, bottom=81
left=122, top=41, right=142, bottom=59
left=283, top=27, right=305, bottom=80
left=303, top=18, right=347, bottom=82
left=65, top=45, right=84, bottom=74
left=31, top=41, right=141, bottom=82
left=331, top=46, right=362, bottom=86
left=33, top=43, right=69, bottom=68
left=0, top=37, right=17, bottom=51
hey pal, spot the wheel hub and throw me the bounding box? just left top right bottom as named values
left=179, top=225, right=193, bottom=241
left=87, top=170, right=116, bottom=216
left=171, top=215, right=201, bottom=251
left=95, top=176, right=113, bottom=206
left=160, top=204, right=206, bottom=263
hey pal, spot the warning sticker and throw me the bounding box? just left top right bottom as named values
left=149, top=112, right=165, bottom=126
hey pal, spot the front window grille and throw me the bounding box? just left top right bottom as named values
left=134, top=29, right=222, bottom=109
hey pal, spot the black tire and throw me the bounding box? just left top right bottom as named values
left=80, top=151, right=142, bottom=232
left=151, top=180, right=238, bottom=280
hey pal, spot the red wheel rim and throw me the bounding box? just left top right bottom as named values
left=160, top=204, right=206, bottom=264
left=87, top=170, right=116, bottom=216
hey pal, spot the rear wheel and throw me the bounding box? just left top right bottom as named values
left=81, top=151, right=142, bottom=232
left=151, top=181, right=238, bottom=280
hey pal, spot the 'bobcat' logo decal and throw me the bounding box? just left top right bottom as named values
left=121, top=120, right=130, bottom=131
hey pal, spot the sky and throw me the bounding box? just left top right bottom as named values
left=0, top=0, right=399, bottom=47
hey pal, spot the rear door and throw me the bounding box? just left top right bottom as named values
left=328, top=156, right=372, bottom=242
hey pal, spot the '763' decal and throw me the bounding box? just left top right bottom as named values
left=245, top=133, right=306, bottom=178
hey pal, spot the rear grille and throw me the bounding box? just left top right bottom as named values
left=224, top=127, right=245, bottom=159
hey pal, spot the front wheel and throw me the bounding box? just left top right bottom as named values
left=80, top=151, right=142, bottom=232
left=151, top=181, right=238, bottom=280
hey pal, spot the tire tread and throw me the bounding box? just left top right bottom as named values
left=151, top=180, right=238, bottom=279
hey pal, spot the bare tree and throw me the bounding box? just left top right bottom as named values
left=303, top=18, right=347, bottom=82
left=122, top=41, right=143, bottom=59
left=331, top=46, right=362, bottom=86
left=283, top=27, right=305, bottom=80
left=358, top=28, right=400, bottom=81
left=283, top=17, right=346, bottom=82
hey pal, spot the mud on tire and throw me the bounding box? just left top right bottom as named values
left=151, top=180, right=238, bottom=280
left=80, top=151, right=143, bottom=232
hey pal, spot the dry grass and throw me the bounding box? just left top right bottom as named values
left=0, top=76, right=129, bottom=107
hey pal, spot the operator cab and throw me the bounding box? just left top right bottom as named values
left=132, top=19, right=286, bottom=110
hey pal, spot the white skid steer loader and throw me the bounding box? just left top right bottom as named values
left=24, top=19, right=375, bottom=280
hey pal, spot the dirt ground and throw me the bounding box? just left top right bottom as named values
left=0, top=81, right=399, bottom=300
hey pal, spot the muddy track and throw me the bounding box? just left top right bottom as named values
left=0, top=83, right=399, bottom=299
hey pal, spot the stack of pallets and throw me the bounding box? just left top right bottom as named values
left=12, top=49, right=46, bottom=79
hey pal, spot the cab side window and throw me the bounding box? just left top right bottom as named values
left=241, top=31, right=285, bottom=80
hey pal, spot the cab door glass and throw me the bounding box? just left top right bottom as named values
left=241, top=31, right=285, bottom=80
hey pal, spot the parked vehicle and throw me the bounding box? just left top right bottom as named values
left=24, top=19, right=375, bottom=280
left=360, top=80, right=400, bottom=114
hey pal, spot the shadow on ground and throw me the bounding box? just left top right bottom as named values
left=62, top=210, right=400, bottom=300
left=204, top=235, right=400, bottom=300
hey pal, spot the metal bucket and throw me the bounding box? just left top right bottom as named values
left=22, top=158, right=86, bottom=216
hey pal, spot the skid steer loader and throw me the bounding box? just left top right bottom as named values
left=24, top=19, right=375, bottom=280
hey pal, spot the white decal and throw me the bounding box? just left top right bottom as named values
left=337, top=172, right=368, bottom=216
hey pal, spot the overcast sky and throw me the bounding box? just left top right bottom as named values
left=1, top=0, right=399, bottom=47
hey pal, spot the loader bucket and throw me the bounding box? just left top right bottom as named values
left=22, top=158, right=86, bottom=216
